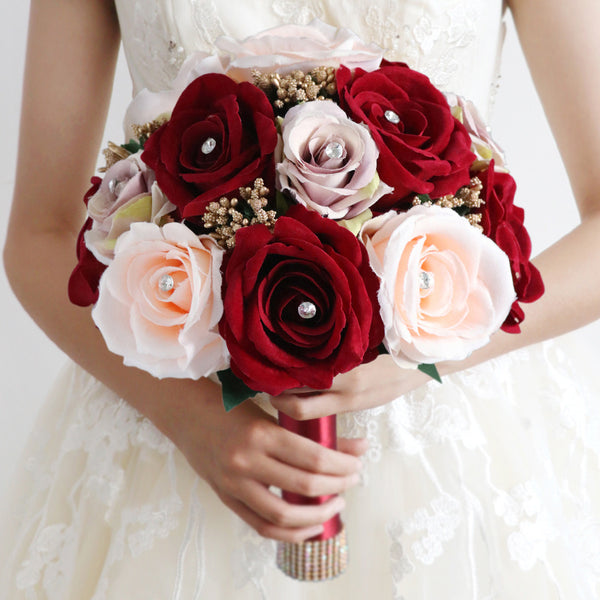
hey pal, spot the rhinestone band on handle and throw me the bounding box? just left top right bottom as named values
left=276, top=528, right=348, bottom=581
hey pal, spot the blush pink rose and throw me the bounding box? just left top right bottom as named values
left=85, top=152, right=176, bottom=265
left=360, top=205, right=515, bottom=367
left=276, top=101, right=392, bottom=219
left=444, top=93, right=507, bottom=170
left=92, top=222, right=229, bottom=379
left=217, top=19, right=384, bottom=82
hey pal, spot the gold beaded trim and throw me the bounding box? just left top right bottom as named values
left=202, top=178, right=277, bottom=249
left=253, top=66, right=337, bottom=112
left=276, top=527, right=348, bottom=581
left=412, top=177, right=484, bottom=230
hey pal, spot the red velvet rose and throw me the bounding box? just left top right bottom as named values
left=68, top=177, right=107, bottom=307
left=219, top=205, right=384, bottom=395
left=478, top=165, right=544, bottom=332
left=142, top=73, right=278, bottom=221
left=337, top=62, right=475, bottom=210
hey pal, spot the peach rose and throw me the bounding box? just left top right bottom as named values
left=92, top=222, right=229, bottom=379
left=217, top=20, right=384, bottom=82
left=85, top=152, right=176, bottom=265
left=276, top=101, right=392, bottom=219
left=360, top=205, right=515, bottom=367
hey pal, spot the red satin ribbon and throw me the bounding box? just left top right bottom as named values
left=278, top=412, right=342, bottom=541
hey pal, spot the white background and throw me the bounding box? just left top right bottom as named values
left=0, top=4, right=597, bottom=496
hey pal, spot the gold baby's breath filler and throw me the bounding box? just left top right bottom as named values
left=99, top=116, right=169, bottom=172
left=253, top=67, right=337, bottom=113
left=131, top=115, right=169, bottom=145
left=413, top=177, right=485, bottom=230
left=202, top=178, right=277, bottom=249
left=100, top=142, right=132, bottom=173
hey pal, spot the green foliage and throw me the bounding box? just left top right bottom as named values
left=275, top=190, right=291, bottom=216
left=418, top=363, right=442, bottom=383
left=122, top=138, right=144, bottom=154
left=218, top=368, right=260, bottom=412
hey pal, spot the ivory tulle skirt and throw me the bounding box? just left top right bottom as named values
left=1, top=338, right=599, bottom=599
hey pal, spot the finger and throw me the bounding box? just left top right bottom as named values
left=268, top=427, right=363, bottom=476
left=249, top=456, right=360, bottom=497
left=218, top=492, right=326, bottom=543
left=235, top=480, right=346, bottom=531
left=337, top=437, right=369, bottom=457
left=270, top=392, right=339, bottom=421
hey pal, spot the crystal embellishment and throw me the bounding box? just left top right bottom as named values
left=384, top=110, right=400, bottom=124
left=324, top=142, right=344, bottom=159
left=298, top=301, right=317, bottom=320
left=159, top=274, right=175, bottom=292
left=108, top=178, right=121, bottom=196
left=201, top=137, right=217, bottom=155
left=419, top=270, right=434, bottom=290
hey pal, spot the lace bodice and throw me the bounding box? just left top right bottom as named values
left=113, top=0, right=506, bottom=120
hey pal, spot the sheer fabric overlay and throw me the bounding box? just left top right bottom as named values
left=1, top=342, right=599, bottom=599
left=1, top=0, right=599, bottom=598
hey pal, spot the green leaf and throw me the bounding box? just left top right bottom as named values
left=217, top=369, right=260, bottom=412
left=453, top=205, right=470, bottom=217
left=122, top=138, right=144, bottom=154
left=450, top=105, right=464, bottom=123
left=416, top=193, right=432, bottom=204
left=338, top=209, right=373, bottom=237
left=377, top=343, right=389, bottom=356
left=418, top=363, right=442, bottom=383
left=357, top=173, right=381, bottom=202
left=275, top=190, right=291, bottom=216
left=113, top=195, right=153, bottom=222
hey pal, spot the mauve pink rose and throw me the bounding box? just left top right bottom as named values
left=124, top=52, right=228, bottom=140
left=360, top=205, right=515, bottom=367
left=92, top=222, right=229, bottom=379
left=85, top=152, right=176, bottom=265
left=276, top=101, right=392, bottom=219
left=217, top=19, right=384, bottom=82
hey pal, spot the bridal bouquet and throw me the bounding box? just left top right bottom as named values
left=68, top=21, right=543, bottom=581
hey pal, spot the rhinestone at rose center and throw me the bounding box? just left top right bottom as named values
left=419, top=270, right=434, bottom=290
left=201, top=137, right=217, bottom=154
left=325, top=141, right=344, bottom=159
left=159, top=274, right=175, bottom=292
left=384, top=110, right=400, bottom=124
left=108, top=178, right=123, bottom=196
left=298, top=301, right=317, bottom=319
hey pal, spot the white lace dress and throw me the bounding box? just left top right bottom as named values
left=1, top=1, right=600, bottom=598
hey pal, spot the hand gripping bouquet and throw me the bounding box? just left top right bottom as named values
left=68, top=20, right=544, bottom=581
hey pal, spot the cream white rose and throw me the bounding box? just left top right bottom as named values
left=92, top=222, right=229, bottom=379
left=360, top=205, right=515, bottom=367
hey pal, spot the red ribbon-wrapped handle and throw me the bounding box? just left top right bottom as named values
left=276, top=412, right=348, bottom=580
